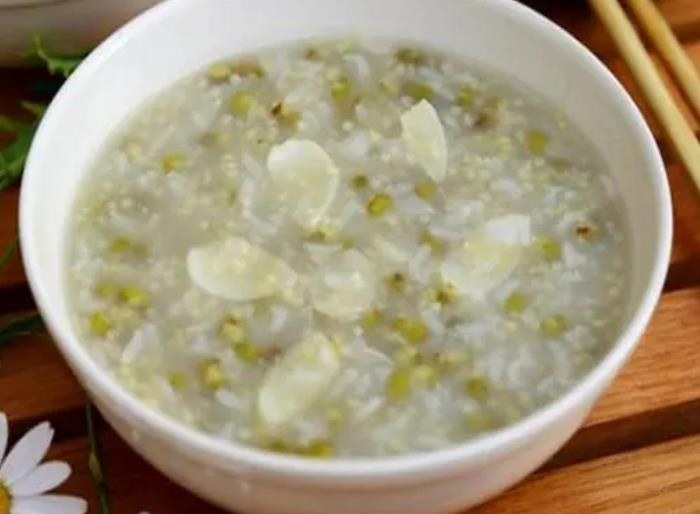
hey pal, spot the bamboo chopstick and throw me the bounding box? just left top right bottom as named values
left=623, top=0, right=700, bottom=122
left=588, top=0, right=700, bottom=193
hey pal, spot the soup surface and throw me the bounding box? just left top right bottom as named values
left=68, top=39, right=627, bottom=457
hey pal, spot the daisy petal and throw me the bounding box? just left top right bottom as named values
left=12, top=494, right=87, bottom=514
left=0, top=413, right=7, bottom=463
left=11, top=462, right=71, bottom=497
left=0, top=422, right=53, bottom=486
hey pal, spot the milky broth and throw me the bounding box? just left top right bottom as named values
left=67, top=39, right=627, bottom=457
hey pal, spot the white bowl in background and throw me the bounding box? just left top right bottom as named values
left=19, top=0, right=672, bottom=513
left=0, top=0, right=160, bottom=65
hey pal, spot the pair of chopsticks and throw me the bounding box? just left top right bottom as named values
left=588, top=0, right=700, bottom=191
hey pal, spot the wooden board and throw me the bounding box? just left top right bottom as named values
left=3, top=1, right=700, bottom=512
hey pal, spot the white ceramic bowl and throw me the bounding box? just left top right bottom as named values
left=19, top=0, right=672, bottom=513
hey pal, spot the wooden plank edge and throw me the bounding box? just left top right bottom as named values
left=544, top=396, right=700, bottom=472
left=473, top=430, right=700, bottom=513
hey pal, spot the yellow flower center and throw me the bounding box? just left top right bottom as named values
left=0, top=480, right=11, bottom=514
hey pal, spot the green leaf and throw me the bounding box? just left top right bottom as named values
left=86, top=401, right=112, bottom=514
left=0, top=121, right=38, bottom=191
left=30, top=78, right=63, bottom=97
left=0, top=312, right=43, bottom=347
left=20, top=101, right=47, bottom=118
left=0, top=116, right=26, bottom=133
left=0, top=238, right=18, bottom=272
left=0, top=102, right=45, bottom=192
left=0, top=33, right=73, bottom=192
left=0, top=102, right=45, bottom=136
left=31, top=35, right=84, bottom=78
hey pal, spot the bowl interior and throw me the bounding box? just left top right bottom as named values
left=21, top=0, right=670, bottom=475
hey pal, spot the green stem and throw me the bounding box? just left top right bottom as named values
left=0, top=238, right=18, bottom=273
left=85, top=401, right=112, bottom=514
left=0, top=312, right=42, bottom=347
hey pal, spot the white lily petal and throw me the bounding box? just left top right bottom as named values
left=482, top=214, right=531, bottom=246
left=12, top=494, right=87, bottom=514
left=0, top=413, right=7, bottom=464
left=258, top=332, right=341, bottom=429
left=441, top=237, right=522, bottom=300
left=266, top=139, right=339, bottom=228
left=11, top=462, right=71, bottom=497
left=310, top=249, right=377, bottom=321
left=401, top=100, right=448, bottom=182
left=0, top=422, right=53, bottom=486
left=187, top=237, right=297, bottom=301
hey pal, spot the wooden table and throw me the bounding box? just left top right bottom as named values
left=2, top=1, right=700, bottom=512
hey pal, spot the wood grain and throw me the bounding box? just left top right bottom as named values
left=585, top=286, right=700, bottom=426
left=624, top=0, right=700, bottom=121
left=666, top=162, right=700, bottom=268
left=605, top=39, right=700, bottom=142
left=0, top=333, right=84, bottom=426
left=2, top=3, right=700, bottom=512
left=529, top=0, right=700, bottom=58
left=44, top=431, right=228, bottom=514
left=473, top=434, right=700, bottom=513
left=590, top=0, right=700, bottom=240
left=0, top=188, right=26, bottom=291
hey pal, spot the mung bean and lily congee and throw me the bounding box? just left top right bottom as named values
left=67, top=40, right=626, bottom=458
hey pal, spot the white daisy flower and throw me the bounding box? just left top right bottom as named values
left=0, top=413, right=87, bottom=514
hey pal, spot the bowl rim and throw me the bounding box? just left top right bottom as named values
left=20, top=0, right=672, bottom=481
